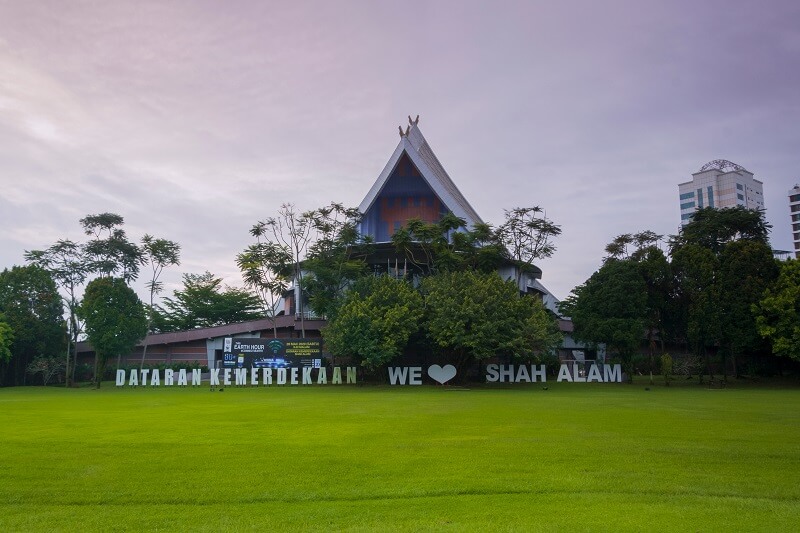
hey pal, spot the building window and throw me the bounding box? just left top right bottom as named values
left=737, top=193, right=744, bottom=201
left=707, top=186, right=714, bottom=208
left=793, top=214, right=800, bottom=222
left=680, top=201, right=696, bottom=210
left=794, top=223, right=800, bottom=232
left=792, top=204, right=800, bottom=213
left=681, top=213, right=694, bottom=221
left=697, top=188, right=704, bottom=208
left=737, top=183, right=744, bottom=191
left=679, top=192, right=695, bottom=200
left=791, top=194, right=800, bottom=203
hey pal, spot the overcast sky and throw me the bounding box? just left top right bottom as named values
left=1, top=0, right=799, bottom=302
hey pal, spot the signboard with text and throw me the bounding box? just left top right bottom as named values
left=222, top=338, right=322, bottom=369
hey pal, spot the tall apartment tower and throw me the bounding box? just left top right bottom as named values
left=678, top=159, right=765, bottom=225
left=790, top=184, right=800, bottom=258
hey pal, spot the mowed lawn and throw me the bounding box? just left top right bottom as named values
left=1, top=381, right=799, bottom=532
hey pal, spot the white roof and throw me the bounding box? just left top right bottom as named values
left=358, top=121, right=483, bottom=226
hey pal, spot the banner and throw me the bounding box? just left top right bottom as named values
left=222, top=338, right=322, bottom=369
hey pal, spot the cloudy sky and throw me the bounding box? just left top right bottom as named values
left=1, top=0, right=799, bottom=301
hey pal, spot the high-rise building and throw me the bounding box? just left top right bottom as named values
left=790, top=184, right=800, bottom=258
left=678, top=159, right=765, bottom=225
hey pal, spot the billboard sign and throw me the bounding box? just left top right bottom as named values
left=222, top=338, right=322, bottom=369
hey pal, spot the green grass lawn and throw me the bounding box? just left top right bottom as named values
left=1, top=380, right=799, bottom=531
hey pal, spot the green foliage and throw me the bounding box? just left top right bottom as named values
left=324, top=276, right=423, bottom=369
left=26, top=356, right=66, bottom=386
left=0, top=265, right=65, bottom=386
left=499, top=206, right=562, bottom=286
left=24, top=239, right=90, bottom=385
left=670, top=243, right=719, bottom=356
left=155, top=272, right=262, bottom=332
left=661, top=353, right=673, bottom=385
left=754, top=260, right=800, bottom=361
left=81, top=213, right=143, bottom=283
left=391, top=213, right=507, bottom=275
left=716, top=240, right=778, bottom=365
left=80, top=277, right=147, bottom=387
left=422, top=271, right=560, bottom=369
left=562, top=260, right=647, bottom=378
left=303, top=204, right=372, bottom=320
left=670, top=206, right=771, bottom=254
left=0, top=315, right=13, bottom=364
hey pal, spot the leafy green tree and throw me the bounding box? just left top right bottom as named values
left=80, top=277, right=147, bottom=388
left=237, top=240, right=293, bottom=338
left=670, top=244, right=719, bottom=381
left=257, top=204, right=316, bottom=337
left=0, top=265, right=65, bottom=386
left=670, top=206, right=771, bottom=254
left=754, top=260, right=800, bottom=362
left=422, top=271, right=560, bottom=376
left=81, top=213, right=143, bottom=282
left=391, top=213, right=506, bottom=275
left=139, top=235, right=180, bottom=368
left=24, top=239, right=89, bottom=386
left=561, top=260, right=647, bottom=382
left=716, top=240, right=778, bottom=377
left=303, top=204, right=372, bottom=320
left=499, top=206, right=562, bottom=288
left=324, top=276, right=423, bottom=370
left=156, top=272, right=262, bottom=331
left=0, top=314, right=13, bottom=366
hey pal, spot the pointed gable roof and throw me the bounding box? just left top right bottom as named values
left=358, top=118, right=483, bottom=227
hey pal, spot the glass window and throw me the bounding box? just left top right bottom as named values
left=794, top=223, right=800, bottom=232
left=697, top=188, right=704, bottom=208
left=790, top=194, right=800, bottom=203
left=679, top=192, right=695, bottom=200
left=736, top=183, right=744, bottom=191
left=737, top=194, right=744, bottom=201
left=793, top=214, right=800, bottom=222
left=792, top=204, right=800, bottom=213
left=681, top=213, right=694, bottom=221
left=680, top=201, right=695, bottom=210
left=707, top=186, right=714, bottom=208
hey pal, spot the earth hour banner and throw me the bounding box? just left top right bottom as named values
left=222, top=338, right=322, bottom=369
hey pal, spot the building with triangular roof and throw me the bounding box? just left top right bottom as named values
left=358, top=115, right=483, bottom=242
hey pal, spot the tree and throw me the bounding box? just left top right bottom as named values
left=80, top=277, right=147, bottom=388
left=391, top=213, right=507, bottom=275
left=499, top=207, right=562, bottom=289
left=754, top=260, right=800, bottom=362
left=24, top=239, right=90, bottom=386
left=303, top=204, right=372, bottom=320
left=0, top=265, right=65, bottom=386
left=139, top=235, right=180, bottom=369
left=670, top=244, right=719, bottom=381
left=0, top=314, right=13, bottom=367
left=26, top=356, right=66, bottom=386
left=561, top=260, right=647, bottom=382
left=80, top=213, right=143, bottom=283
left=422, top=271, right=560, bottom=377
left=670, top=206, right=771, bottom=254
left=715, top=240, right=778, bottom=377
left=156, top=272, right=262, bottom=331
left=324, top=276, right=423, bottom=370
left=257, top=204, right=316, bottom=337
